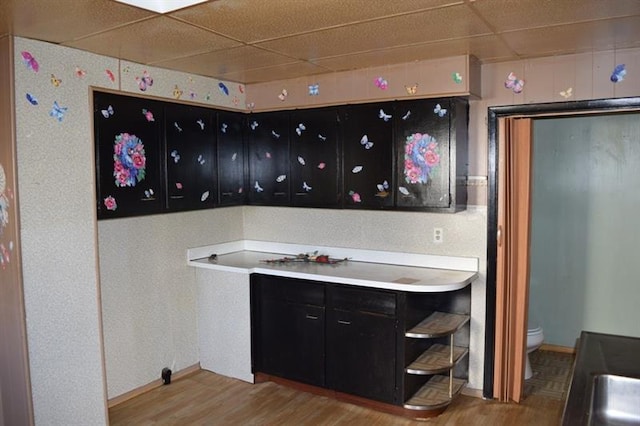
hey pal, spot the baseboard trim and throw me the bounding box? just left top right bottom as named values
left=540, top=343, right=575, bottom=354
left=107, top=363, right=201, bottom=408
left=461, top=387, right=483, bottom=398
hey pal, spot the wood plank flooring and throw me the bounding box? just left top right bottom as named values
left=109, top=370, right=564, bottom=425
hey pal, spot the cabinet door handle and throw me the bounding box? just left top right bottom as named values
left=305, top=314, right=319, bottom=320
left=337, top=320, right=351, bottom=325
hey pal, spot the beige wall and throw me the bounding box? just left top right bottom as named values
left=0, top=36, right=32, bottom=426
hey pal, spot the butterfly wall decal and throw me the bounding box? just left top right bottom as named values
left=278, top=89, right=288, bottom=101
left=254, top=181, right=264, bottom=192
left=276, top=175, right=286, bottom=183
left=402, top=110, right=411, bottom=120
left=218, top=82, right=229, bottom=96
left=360, top=135, right=373, bottom=149
left=295, top=123, right=306, bottom=136
left=405, top=84, right=418, bottom=95
left=197, top=119, right=205, bottom=130
left=142, top=109, right=154, bottom=122
left=374, top=77, right=388, bottom=90
left=308, top=84, right=319, bottom=96
left=610, top=64, right=627, bottom=83
left=221, top=123, right=228, bottom=133
left=271, top=130, right=280, bottom=139
left=174, top=122, right=183, bottom=132
left=49, top=101, right=68, bottom=122
left=375, top=180, right=390, bottom=198
left=452, top=72, right=463, bottom=84
left=170, top=150, right=181, bottom=163
left=297, top=156, right=306, bottom=165
left=434, top=103, right=447, bottom=117
left=75, top=66, right=86, bottom=78
left=50, top=74, right=62, bottom=87
left=105, top=69, right=115, bottom=82
left=318, top=134, right=326, bottom=141
left=197, top=154, right=205, bottom=165
left=302, top=182, right=312, bottom=192
left=173, top=85, right=183, bottom=99
left=21, top=51, right=39, bottom=72
left=144, top=189, right=154, bottom=199
left=136, top=70, right=153, bottom=91
left=101, top=105, right=114, bottom=118
left=250, top=121, right=258, bottom=130
left=559, top=87, right=573, bottom=99
left=26, top=93, right=38, bottom=106
left=504, top=72, right=525, bottom=94
left=379, top=109, right=392, bottom=121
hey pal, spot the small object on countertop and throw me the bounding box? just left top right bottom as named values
left=208, top=254, right=217, bottom=263
left=260, top=252, right=349, bottom=265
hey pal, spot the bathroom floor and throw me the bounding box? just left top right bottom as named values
left=524, top=350, right=575, bottom=401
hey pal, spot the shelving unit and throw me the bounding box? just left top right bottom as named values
left=403, top=311, right=470, bottom=411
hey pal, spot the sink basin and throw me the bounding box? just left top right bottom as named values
left=588, top=374, right=640, bottom=425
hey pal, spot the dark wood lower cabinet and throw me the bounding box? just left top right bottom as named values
left=259, top=300, right=325, bottom=387
left=326, top=308, right=397, bottom=403
left=250, top=274, right=471, bottom=417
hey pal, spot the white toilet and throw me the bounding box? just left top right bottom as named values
left=525, top=324, right=544, bottom=380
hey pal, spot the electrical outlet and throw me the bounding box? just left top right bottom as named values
left=433, top=227, right=443, bottom=243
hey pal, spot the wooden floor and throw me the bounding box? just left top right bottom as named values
left=109, top=370, right=564, bottom=425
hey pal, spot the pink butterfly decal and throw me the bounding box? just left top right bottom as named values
left=142, top=108, right=155, bottom=122
left=136, top=70, right=154, bottom=91
left=105, top=69, right=115, bottom=82
left=505, top=72, right=524, bottom=94
left=75, top=66, right=87, bottom=78
left=374, top=77, right=388, bottom=90
left=21, top=51, right=39, bottom=72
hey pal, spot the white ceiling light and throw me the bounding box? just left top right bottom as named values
left=115, top=0, right=208, bottom=14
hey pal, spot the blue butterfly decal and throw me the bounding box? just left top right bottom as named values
left=434, top=103, right=447, bottom=117
left=26, top=93, right=38, bottom=105
left=610, top=64, right=627, bottom=83
left=308, top=84, right=319, bottom=96
left=218, top=82, right=229, bottom=96
left=49, top=101, right=68, bottom=122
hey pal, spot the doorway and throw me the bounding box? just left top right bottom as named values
left=483, top=97, right=640, bottom=401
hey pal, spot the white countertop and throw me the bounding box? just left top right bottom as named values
left=187, top=241, right=478, bottom=293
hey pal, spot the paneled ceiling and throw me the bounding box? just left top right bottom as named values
left=1, top=0, right=639, bottom=84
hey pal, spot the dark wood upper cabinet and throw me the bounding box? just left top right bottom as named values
left=216, top=110, right=246, bottom=206
left=394, top=98, right=468, bottom=212
left=341, top=103, right=394, bottom=209
left=290, top=107, right=341, bottom=207
left=164, top=104, right=216, bottom=211
left=94, top=91, right=165, bottom=219
left=247, top=111, right=291, bottom=206
left=94, top=93, right=468, bottom=218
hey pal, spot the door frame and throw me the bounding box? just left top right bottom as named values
left=483, top=96, right=640, bottom=399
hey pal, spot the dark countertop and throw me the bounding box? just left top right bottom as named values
left=562, top=331, right=640, bottom=425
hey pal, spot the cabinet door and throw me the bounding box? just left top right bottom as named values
left=95, top=91, right=164, bottom=219
left=290, top=107, right=341, bottom=207
left=259, top=300, right=325, bottom=387
left=394, top=99, right=452, bottom=209
left=216, top=110, right=246, bottom=206
left=342, top=103, right=394, bottom=209
left=165, top=104, right=216, bottom=210
left=247, top=112, right=290, bottom=205
left=326, top=309, right=397, bottom=403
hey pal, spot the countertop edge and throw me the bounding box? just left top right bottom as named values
left=188, top=252, right=478, bottom=293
